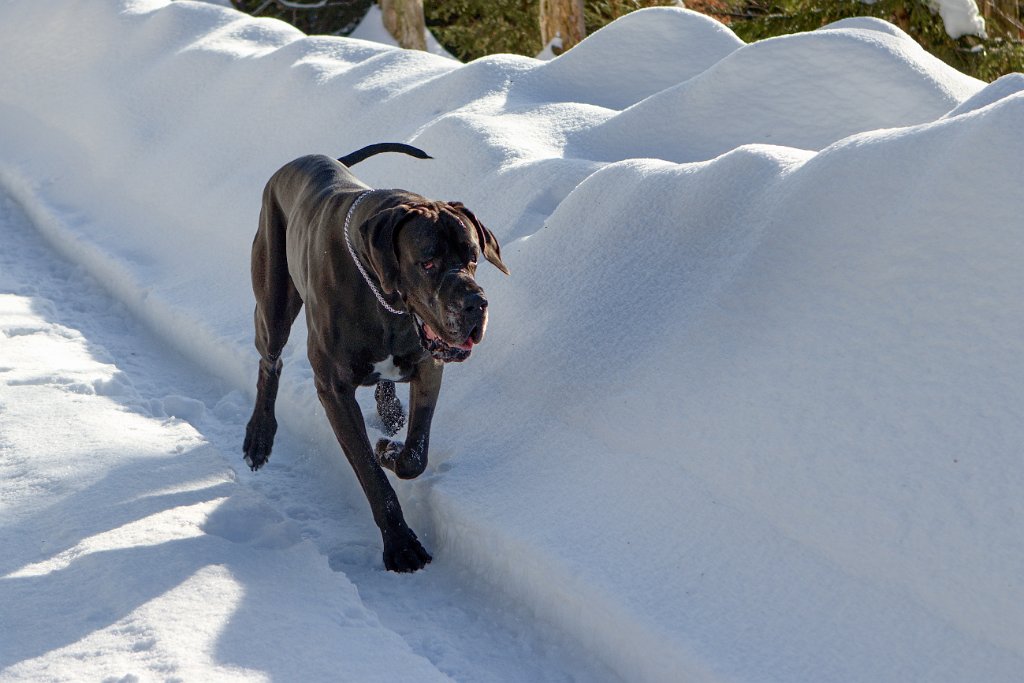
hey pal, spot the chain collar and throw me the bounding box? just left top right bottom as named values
left=343, top=189, right=408, bottom=316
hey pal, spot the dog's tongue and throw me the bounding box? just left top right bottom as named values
left=424, top=323, right=474, bottom=351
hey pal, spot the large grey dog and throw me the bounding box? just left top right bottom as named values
left=243, top=143, right=509, bottom=572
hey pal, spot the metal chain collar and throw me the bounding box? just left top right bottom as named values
left=343, top=189, right=408, bottom=316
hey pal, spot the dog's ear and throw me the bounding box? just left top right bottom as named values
left=362, top=205, right=410, bottom=295
left=450, top=203, right=510, bottom=275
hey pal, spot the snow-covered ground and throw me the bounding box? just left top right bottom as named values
left=0, top=188, right=611, bottom=682
left=1, top=1, right=1023, bottom=681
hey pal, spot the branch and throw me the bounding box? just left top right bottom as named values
left=274, top=0, right=329, bottom=8
left=247, top=0, right=353, bottom=13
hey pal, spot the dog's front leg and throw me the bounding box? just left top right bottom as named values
left=314, top=374, right=431, bottom=572
left=243, top=354, right=282, bottom=471
left=377, top=358, right=443, bottom=480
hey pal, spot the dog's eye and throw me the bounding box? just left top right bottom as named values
left=421, top=260, right=436, bottom=271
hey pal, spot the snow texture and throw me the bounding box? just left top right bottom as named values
left=928, top=0, right=988, bottom=38
left=1, top=1, right=1022, bottom=681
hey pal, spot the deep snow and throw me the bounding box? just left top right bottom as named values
left=1, top=1, right=1023, bottom=681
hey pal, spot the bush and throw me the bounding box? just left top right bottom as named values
left=424, top=0, right=542, bottom=60
left=424, top=1, right=678, bottom=62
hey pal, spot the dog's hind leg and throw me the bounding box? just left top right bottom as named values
left=374, top=380, right=406, bottom=436
left=244, top=194, right=303, bottom=471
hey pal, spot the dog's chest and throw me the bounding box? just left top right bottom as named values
left=372, top=355, right=408, bottom=382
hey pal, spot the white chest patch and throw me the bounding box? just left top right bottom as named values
left=373, top=356, right=405, bottom=382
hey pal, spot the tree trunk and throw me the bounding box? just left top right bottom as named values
left=539, top=0, right=586, bottom=54
left=379, top=0, right=427, bottom=51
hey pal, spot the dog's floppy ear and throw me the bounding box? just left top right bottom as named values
left=362, top=205, right=410, bottom=295
left=450, top=202, right=510, bottom=275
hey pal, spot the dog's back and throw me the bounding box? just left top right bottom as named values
left=263, top=142, right=431, bottom=228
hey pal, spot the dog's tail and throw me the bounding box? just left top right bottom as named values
left=338, top=143, right=432, bottom=168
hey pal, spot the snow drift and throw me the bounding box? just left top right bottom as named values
left=1, top=0, right=1023, bottom=680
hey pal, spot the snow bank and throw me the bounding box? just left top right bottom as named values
left=576, top=24, right=980, bottom=162
left=521, top=7, right=744, bottom=109
left=2, top=1, right=1022, bottom=680
left=928, top=0, right=988, bottom=39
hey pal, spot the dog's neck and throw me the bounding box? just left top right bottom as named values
left=343, top=189, right=408, bottom=316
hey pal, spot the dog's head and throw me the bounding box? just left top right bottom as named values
left=364, top=200, right=509, bottom=362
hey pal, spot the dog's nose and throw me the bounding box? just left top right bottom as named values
left=463, top=293, right=488, bottom=314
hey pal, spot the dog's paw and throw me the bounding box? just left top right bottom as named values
left=375, top=438, right=427, bottom=480
left=375, top=438, right=403, bottom=470
left=243, top=415, right=277, bottom=471
left=382, top=528, right=432, bottom=573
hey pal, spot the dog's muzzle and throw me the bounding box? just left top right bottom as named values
left=413, top=274, right=488, bottom=363
left=416, top=315, right=474, bottom=363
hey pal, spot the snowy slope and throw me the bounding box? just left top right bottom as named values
left=1, top=1, right=1023, bottom=681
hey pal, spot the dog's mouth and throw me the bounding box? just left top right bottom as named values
left=416, top=316, right=479, bottom=363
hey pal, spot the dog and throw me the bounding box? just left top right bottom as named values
left=243, top=143, right=509, bottom=572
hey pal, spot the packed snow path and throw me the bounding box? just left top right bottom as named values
left=0, top=189, right=615, bottom=681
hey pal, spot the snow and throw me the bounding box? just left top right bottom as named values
left=928, top=0, right=988, bottom=39
left=859, top=0, right=987, bottom=38
left=1, top=1, right=1023, bottom=681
